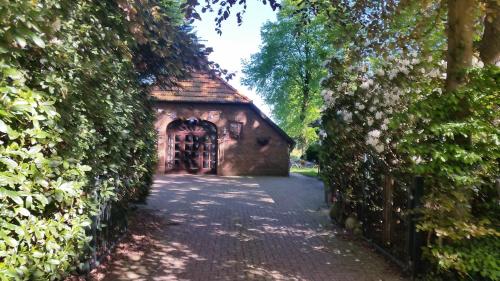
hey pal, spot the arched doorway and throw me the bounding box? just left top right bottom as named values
left=166, top=119, right=217, bottom=174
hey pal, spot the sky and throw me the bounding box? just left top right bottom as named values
left=193, top=3, right=277, bottom=117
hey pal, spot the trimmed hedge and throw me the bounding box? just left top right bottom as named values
left=0, top=0, right=202, bottom=279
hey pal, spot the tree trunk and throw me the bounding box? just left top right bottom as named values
left=446, top=0, right=476, bottom=92
left=299, top=41, right=311, bottom=153
left=299, top=42, right=311, bottom=124
left=479, top=1, right=500, bottom=65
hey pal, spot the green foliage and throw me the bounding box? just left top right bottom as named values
left=315, top=1, right=499, bottom=279
left=290, top=167, right=319, bottom=178
left=0, top=65, right=92, bottom=280
left=242, top=2, right=331, bottom=150
left=304, top=142, right=320, bottom=163
left=400, top=66, right=500, bottom=280
left=0, top=0, right=207, bottom=279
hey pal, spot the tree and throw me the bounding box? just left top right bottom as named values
left=241, top=3, right=330, bottom=151
left=479, top=1, right=500, bottom=65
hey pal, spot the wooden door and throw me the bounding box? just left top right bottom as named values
left=166, top=120, right=217, bottom=174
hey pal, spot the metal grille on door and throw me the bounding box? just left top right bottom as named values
left=166, top=119, right=217, bottom=174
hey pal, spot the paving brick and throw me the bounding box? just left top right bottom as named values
left=95, top=174, right=408, bottom=281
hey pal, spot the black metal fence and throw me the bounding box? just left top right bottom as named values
left=325, top=159, right=425, bottom=278
left=83, top=181, right=129, bottom=271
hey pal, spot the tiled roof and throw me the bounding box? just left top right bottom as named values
left=150, top=72, right=251, bottom=104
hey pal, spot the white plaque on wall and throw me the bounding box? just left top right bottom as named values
left=208, top=111, right=221, bottom=122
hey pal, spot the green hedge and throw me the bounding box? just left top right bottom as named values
left=401, top=67, right=500, bottom=280
left=0, top=0, right=200, bottom=279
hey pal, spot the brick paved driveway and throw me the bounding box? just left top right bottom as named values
left=97, top=175, right=407, bottom=281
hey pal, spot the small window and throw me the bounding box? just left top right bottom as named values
left=229, top=122, right=242, bottom=139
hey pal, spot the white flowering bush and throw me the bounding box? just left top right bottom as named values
left=318, top=50, right=500, bottom=279
left=320, top=52, right=445, bottom=166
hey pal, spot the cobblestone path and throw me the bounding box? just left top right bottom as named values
left=96, top=175, right=407, bottom=281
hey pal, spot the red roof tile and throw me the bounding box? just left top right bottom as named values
left=150, top=72, right=251, bottom=104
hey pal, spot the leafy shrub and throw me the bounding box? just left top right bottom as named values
left=0, top=65, right=92, bottom=280
left=0, top=0, right=206, bottom=279
left=400, top=66, right=500, bottom=280
left=304, top=142, right=321, bottom=163
left=319, top=55, right=499, bottom=280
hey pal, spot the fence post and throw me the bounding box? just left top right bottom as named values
left=324, top=183, right=330, bottom=206
left=382, top=175, right=394, bottom=246
left=409, top=176, right=424, bottom=279
left=496, top=178, right=500, bottom=199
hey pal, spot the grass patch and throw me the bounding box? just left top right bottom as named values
left=290, top=167, right=319, bottom=178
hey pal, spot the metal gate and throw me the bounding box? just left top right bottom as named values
left=166, top=119, right=217, bottom=174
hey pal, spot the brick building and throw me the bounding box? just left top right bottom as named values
left=152, top=71, right=294, bottom=176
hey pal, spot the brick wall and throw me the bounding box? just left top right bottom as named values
left=153, top=102, right=291, bottom=176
